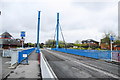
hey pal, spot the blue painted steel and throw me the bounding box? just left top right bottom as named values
left=36, top=11, right=41, bottom=53
left=56, top=13, right=59, bottom=48
left=21, top=31, right=25, bottom=37
left=51, top=48, right=120, bottom=61
left=18, top=48, right=35, bottom=63
left=110, top=36, right=114, bottom=41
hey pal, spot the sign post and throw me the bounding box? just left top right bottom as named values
left=21, top=31, right=25, bottom=48
left=110, top=35, right=114, bottom=61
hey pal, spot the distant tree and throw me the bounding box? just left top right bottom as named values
left=45, top=39, right=66, bottom=48
left=59, top=41, right=66, bottom=48
left=100, top=31, right=117, bottom=50
left=45, top=39, right=55, bottom=48
left=73, top=40, right=81, bottom=48
left=101, top=31, right=116, bottom=42
left=73, top=44, right=81, bottom=48
left=75, top=40, right=80, bottom=44
left=40, top=43, right=44, bottom=48
left=114, top=40, right=120, bottom=45
left=66, top=43, right=74, bottom=48
left=28, top=43, right=34, bottom=47
left=101, top=32, right=116, bottom=44
left=73, top=43, right=88, bottom=48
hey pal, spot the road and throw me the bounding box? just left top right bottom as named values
left=41, top=49, right=120, bottom=80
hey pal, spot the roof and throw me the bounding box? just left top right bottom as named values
left=0, top=32, right=12, bottom=38
left=116, top=45, right=120, bottom=47
left=82, top=39, right=99, bottom=43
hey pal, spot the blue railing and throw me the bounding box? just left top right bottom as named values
left=18, top=48, right=35, bottom=63
left=51, top=48, right=120, bottom=61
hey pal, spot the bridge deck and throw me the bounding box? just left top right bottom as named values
left=41, top=49, right=120, bottom=79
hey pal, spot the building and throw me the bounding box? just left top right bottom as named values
left=82, top=39, right=99, bottom=49
left=114, top=45, right=120, bottom=50
left=0, top=32, right=21, bottom=49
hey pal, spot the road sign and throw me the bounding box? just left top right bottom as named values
left=110, top=36, right=114, bottom=41
left=21, top=31, right=25, bottom=37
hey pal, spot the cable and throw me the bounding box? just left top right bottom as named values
left=59, top=24, right=67, bottom=49
left=52, top=22, right=67, bottom=49
left=52, top=25, right=57, bottom=48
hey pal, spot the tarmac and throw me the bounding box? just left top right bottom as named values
left=6, top=51, right=41, bottom=79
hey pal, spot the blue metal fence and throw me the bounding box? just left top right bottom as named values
left=18, top=48, right=35, bottom=63
left=51, top=48, right=120, bottom=61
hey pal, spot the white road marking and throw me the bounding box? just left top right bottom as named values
left=41, top=52, right=58, bottom=79
left=71, top=67, right=80, bottom=71
left=74, top=60, right=119, bottom=78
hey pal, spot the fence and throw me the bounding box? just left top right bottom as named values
left=112, top=52, right=120, bottom=62
left=51, top=48, right=120, bottom=62
left=11, top=50, right=18, bottom=66
left=0, top=48, right=35, bottom=67
left=0, top=49, right=3, bottom=57
left=2, top=49, right=11, bottom=57
left=18, top=48, right=35, bottom=63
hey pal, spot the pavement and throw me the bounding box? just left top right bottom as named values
left=0, top=53, right=2, bottom=80
left=6, top=51, right=41, bottom=79
left=41, top=49, right=120, bottom=79
left=2, top=57, right=13, bottom=79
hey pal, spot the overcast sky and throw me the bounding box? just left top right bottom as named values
left=0, top=0, right=119, bottom=43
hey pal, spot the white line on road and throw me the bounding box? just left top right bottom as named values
left=41, top=52, right=58, bottom=79
left=74, top=60, right=119, bottom=78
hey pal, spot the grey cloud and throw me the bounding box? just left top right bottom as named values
left=71, top=1, right=116, bottom=11
left=1, top=0, right=118, bottom=43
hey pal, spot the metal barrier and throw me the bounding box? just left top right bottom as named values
left=0, top=49, right=3, bottom=57
left=0, top=48, right=35, bottom=67
left=112, top=52, right=120, bottom=62
left=51, top=48, right=120, bottom=61
left=18, top=48, right=35, bottom=63
left=2, top=49, right=11, bottom=57
left=11, top=50, right=18, bottom=66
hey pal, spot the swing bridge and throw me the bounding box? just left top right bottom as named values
left=36, top=11, right=120, bottom=79
left=1, top=11, right=120, bottom=79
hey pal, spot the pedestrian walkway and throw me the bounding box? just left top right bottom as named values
left=0, top=54, right=2, bottom=80
left=7, top=51, right=41, bottom=79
